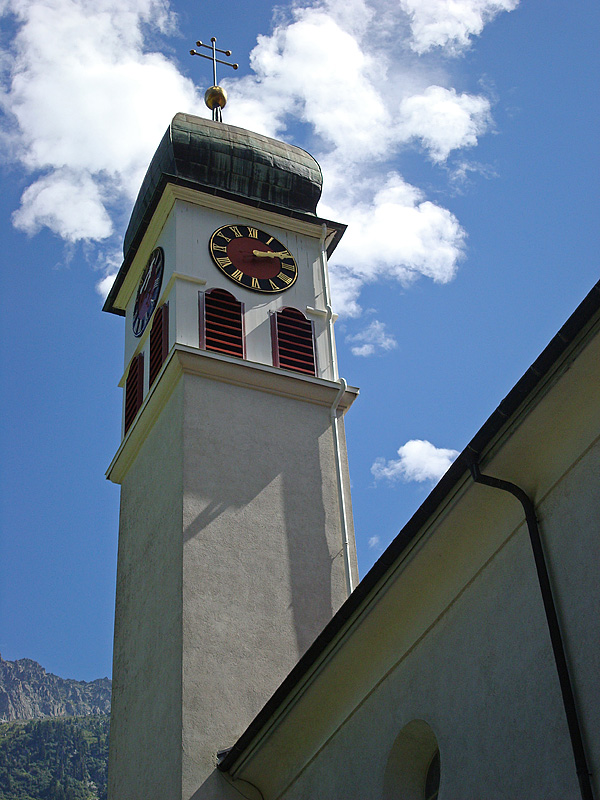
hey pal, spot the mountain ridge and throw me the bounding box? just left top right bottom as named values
left=0, top=655, right=111, bottom=722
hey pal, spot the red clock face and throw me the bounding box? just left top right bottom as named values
left=209, top=225, right=298, bottom=293
left=133, top=247, right=164, bottom=338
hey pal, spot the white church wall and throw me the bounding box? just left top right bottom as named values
left=227, top=317, right=600, bottom=800
left=273, top=438, right=600, bottom=800
left=535, top=435, right=600, bottom=787
left=274, top=521, right=580, bottom=798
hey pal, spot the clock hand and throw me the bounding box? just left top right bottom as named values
left=252, top=249, right=289, bottom=259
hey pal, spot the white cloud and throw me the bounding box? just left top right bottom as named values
left=399, top=0, right=519, bottom=54
left=321, top=170, right=466, bottom=314
left=1, top=0, right=202, bottom=249
left=226, top=7, right=392, bottom=161
left=96, top=272, right=118, bottom=300
left=0, top=0, right=515, bottom=307
left=221, top=8, right=479, bottom=316
left=13, top=170, right=113, bottom=241
left=368, top=535, right=380, bottom=549
left=398, top=86, right=492, bottom=162
left=372, top=439, right=459, bottom=483
left=227, top=6, right=494, bottom=167
left=346, top=320, right=397, bottom=357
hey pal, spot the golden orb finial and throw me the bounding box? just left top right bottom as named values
left=204, top=85, right=228, bottom=111
left=190, top=36, right=238, bottom=122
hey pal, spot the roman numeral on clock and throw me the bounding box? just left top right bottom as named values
left=209, top=225, right=298, bottom=293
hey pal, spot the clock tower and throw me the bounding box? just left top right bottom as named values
left=104, top=112, right=358, bottom=800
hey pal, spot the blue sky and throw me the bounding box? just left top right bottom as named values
left=1, top=0, right=598, bottom=682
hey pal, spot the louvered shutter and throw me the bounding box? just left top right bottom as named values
left=272, top=308, right=316, bottom=375
left=201, top=289, right=245, bottom=358
left=124, top=353, right=144, bottom=434
left=149, top=303, right=169, bottom=387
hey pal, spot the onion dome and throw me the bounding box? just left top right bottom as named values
left=123, top=113, right=323, bottom=264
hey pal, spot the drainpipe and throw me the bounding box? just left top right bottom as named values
left=469, top=459, right=594, bottom=800
left=320, top=224, right=354, bottom=595
left=331, top=378, right=353, bottom=595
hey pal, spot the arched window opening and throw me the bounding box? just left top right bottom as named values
left=149, top=303, right=169, bottom=388
left=124, top=353, right=144, bottom=434
left=199, top=289, right=245, bottom=359
left=425, top=749, right=440, bottom=800
left=382, top=719, right=440, bottom=800
left=271, top=307, right=316, bottom=376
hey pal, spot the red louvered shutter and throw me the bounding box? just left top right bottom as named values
left=203, top=289, right=244, bottom=358
left=124, top=353, right=144, bottom=434
left=272, top=308, right=316, bottom=375
left=149, top=303, right=169, bottom=387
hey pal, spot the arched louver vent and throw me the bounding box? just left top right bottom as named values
left=200, top=289, right=245, bottom=359
left=271, top=307, right=316, bottom=376
left=149, top=303, right=169, bottom=387
left=124, top=353, right=144, bottom=434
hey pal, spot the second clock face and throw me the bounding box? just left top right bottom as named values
left=209, top=224, right=298, bottom=293
left=132, top=247, right=164, bottom=338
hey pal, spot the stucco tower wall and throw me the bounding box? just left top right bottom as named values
left=108, top=382, right=184, bottom=800
left=180, top=367, right=356, bottom=798
left=107, top=353, right=357, bottom=800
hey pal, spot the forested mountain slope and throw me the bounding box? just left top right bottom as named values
left=0, top=715, right=110, bottom=800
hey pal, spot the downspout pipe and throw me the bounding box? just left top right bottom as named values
left=468, top=459, right=594, bottom=800
left=331, top=378, right=353, bottom=595
left=320, top=223, right=354, bottom=595
left=319, top=223, right=338, bottom=381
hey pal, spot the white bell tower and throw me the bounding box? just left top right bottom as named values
left=104, top=112, right=359, bottom=800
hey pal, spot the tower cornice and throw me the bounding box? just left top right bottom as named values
left=106, top=344, right=358, bottom=484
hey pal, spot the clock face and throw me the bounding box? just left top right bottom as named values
left=209, top=224, right=298, bottom=293
left=132, top=247, right=164, bottom=338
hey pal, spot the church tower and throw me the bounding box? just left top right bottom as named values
left=103, top=111, right=359, bottom=799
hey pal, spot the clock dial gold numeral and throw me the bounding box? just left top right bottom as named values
left=209, top=225, right=298, bottom=293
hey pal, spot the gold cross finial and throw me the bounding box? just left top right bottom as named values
left=190, top=37, right=238, bottom=122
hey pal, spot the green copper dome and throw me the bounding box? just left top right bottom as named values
left=123, top=113, right=323, bottom=261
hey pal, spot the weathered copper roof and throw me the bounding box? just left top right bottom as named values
left=123, top=114, right=323, bottom=261
left=104, top=114, right=345, bottom=316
